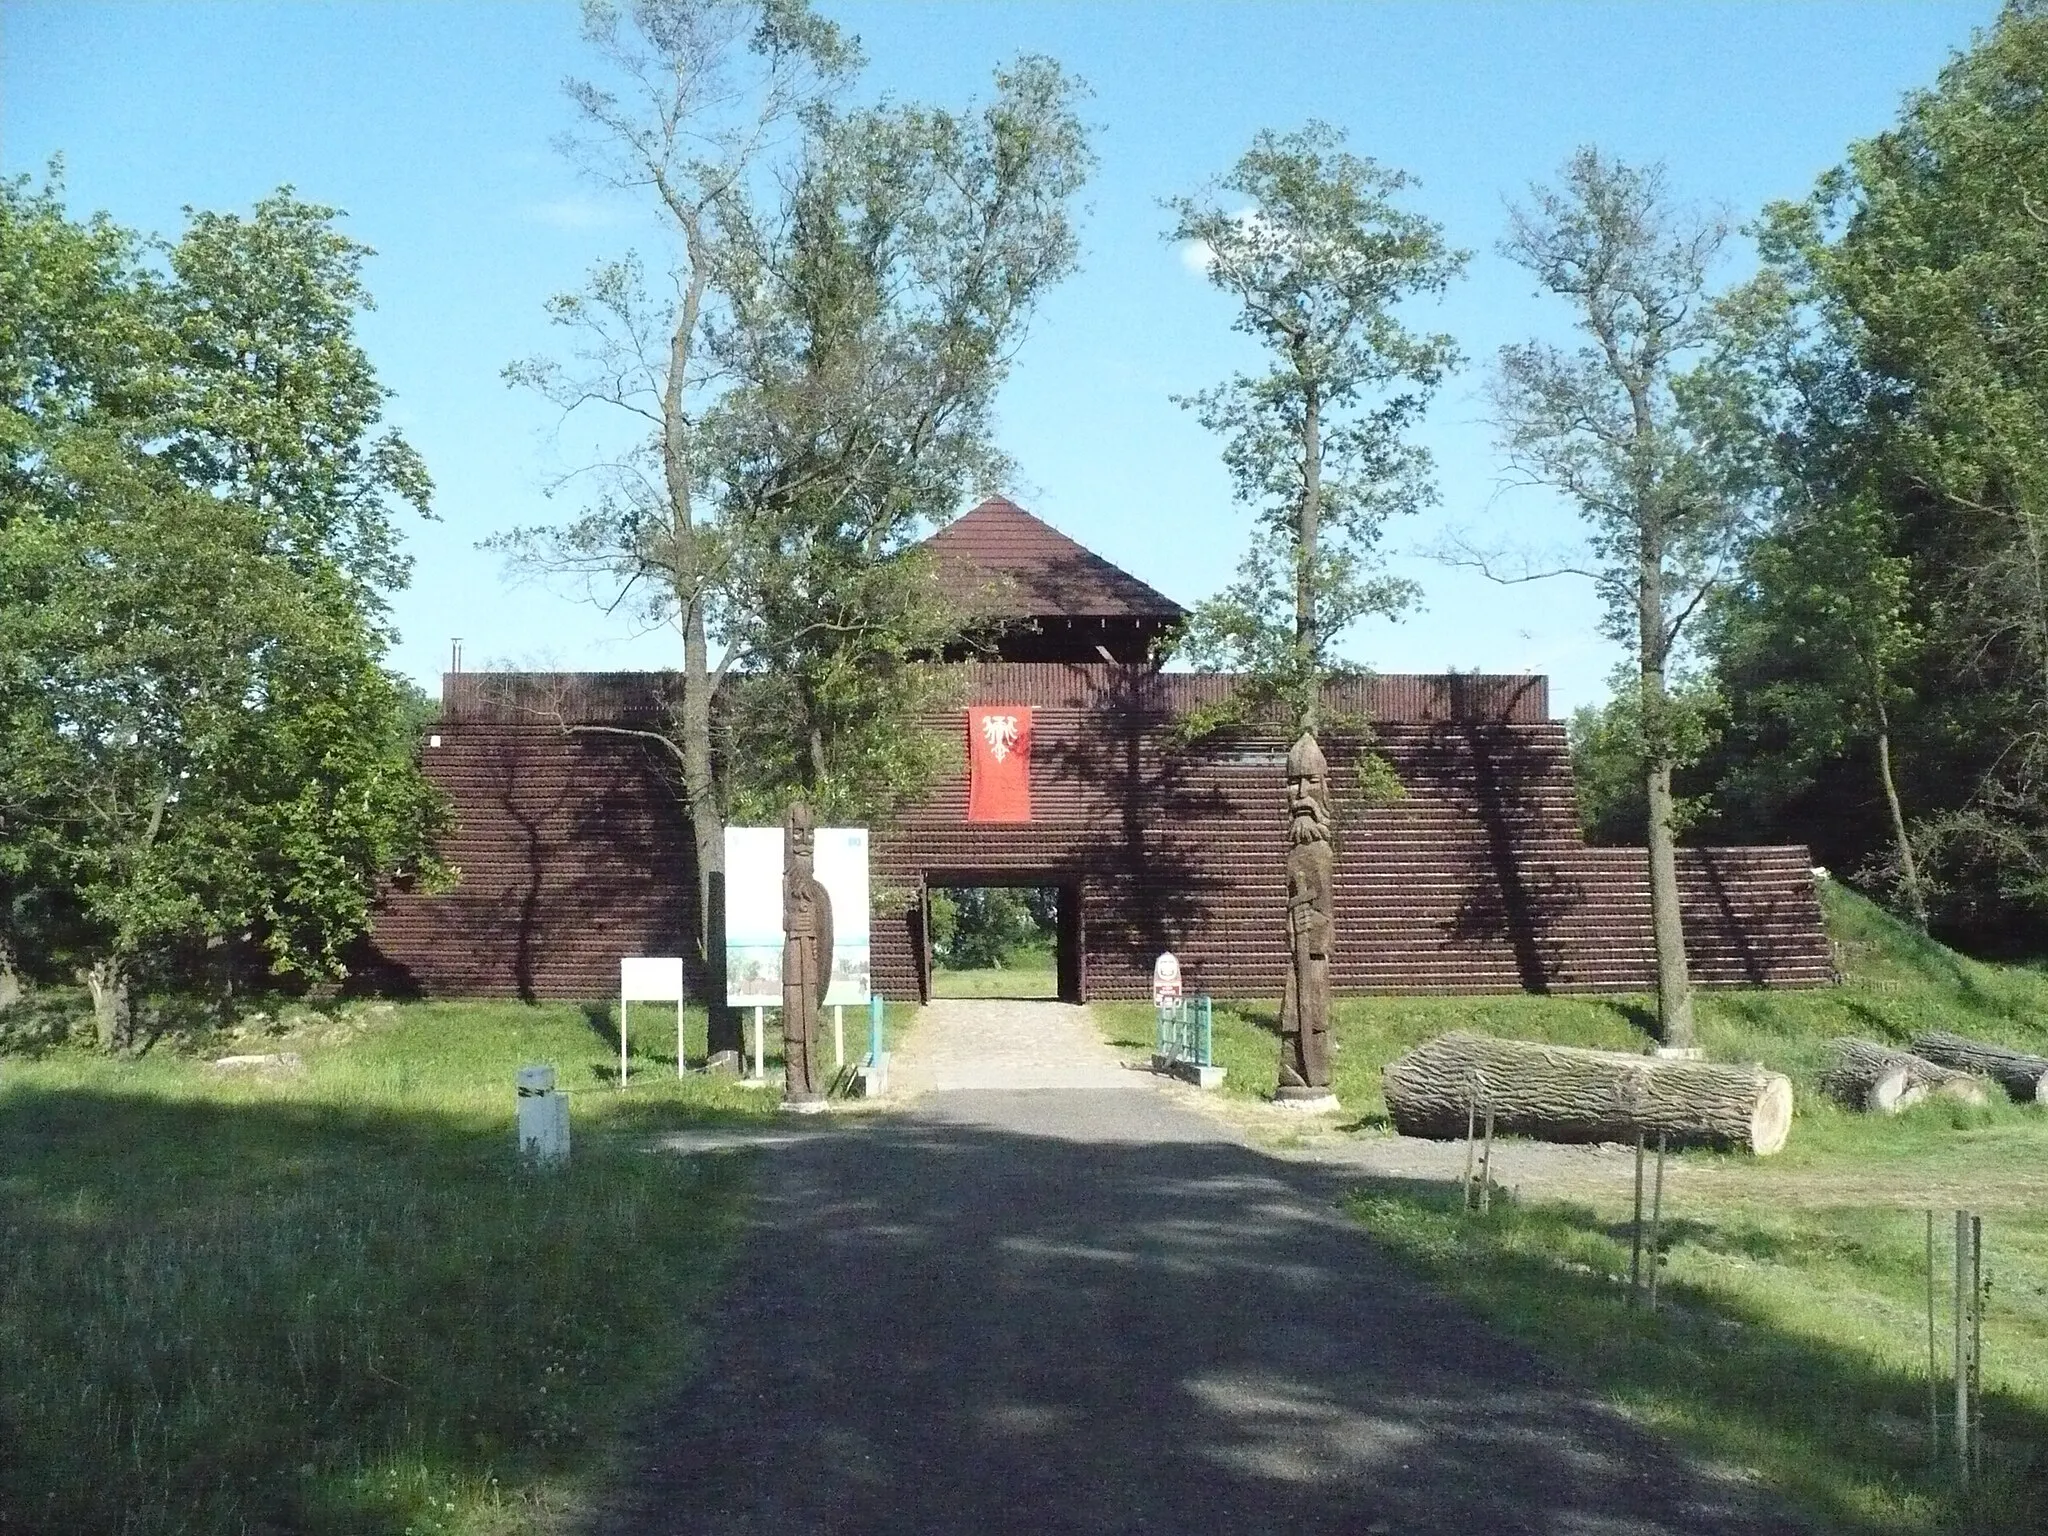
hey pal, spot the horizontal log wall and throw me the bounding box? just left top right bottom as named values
left=362, top=669, right=1831, bottom=1001
left=358, top=726, right=698, bottom=1000
left=438, top=666, right=1549, bottom=726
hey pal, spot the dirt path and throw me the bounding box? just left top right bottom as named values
left=889, top=996, right=1145, bottom=1094
left=599, top=1002, right=1799, bottom=1534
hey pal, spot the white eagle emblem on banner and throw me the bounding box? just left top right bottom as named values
left=980, top=713, right=1021, bottom=762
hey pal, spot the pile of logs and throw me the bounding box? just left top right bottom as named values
left=1819, top=1038, right=1991, bottom=1114
left=1910, top=1032, right=2048, bottom=1105
left=1381, top=1033, right=1794, bottom=1155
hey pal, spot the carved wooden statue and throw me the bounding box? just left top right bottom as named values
left=1276, top=732, right=1336, bottom=1102
left=781, top=802, right=834, bottom=1105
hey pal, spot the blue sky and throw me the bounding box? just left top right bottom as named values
left=5, top=1, right=2002, bottom=712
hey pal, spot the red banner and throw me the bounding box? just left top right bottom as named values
left=967, top=706, right=1033, bottom=823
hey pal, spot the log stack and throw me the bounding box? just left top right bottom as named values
left=1909, top=1031, right=2048, bottom=1105
left=1818, top=1037, right=1991, bottom=1113
left=1380, top=1033, right=1794, bottom=1155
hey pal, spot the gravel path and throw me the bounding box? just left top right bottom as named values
left=594, top=1003, right=1800, bottom=1535
left=890, top=997, right=1148, bottom=1094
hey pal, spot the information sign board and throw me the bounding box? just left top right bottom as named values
left=723, top=825, right=871, bottom=1007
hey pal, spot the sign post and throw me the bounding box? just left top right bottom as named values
left=620, top=957, right=687, bottom=1084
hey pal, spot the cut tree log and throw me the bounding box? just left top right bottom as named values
left=1819, top=1037, right=1990, bottom=1114
left=1908, top=1031, right=2048, bottom=1105
left=1380, top=1033, right=1793, bottom=1156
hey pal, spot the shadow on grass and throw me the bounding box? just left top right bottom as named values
left=0, top=1082, right=751, bottom=1536
left=1347, top=1179, right=2048, bottom=1534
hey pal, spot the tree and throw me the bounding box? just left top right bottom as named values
left=1732, top=1, right=2048, bottom=940
left=0, top=175, right=444, bottom=1047
left=1480, top=150, right=1745, bottom=1048
left=160, top=192, right=432, bottom=613
left=495, top=0, right=1092, bottom=1052
left=0, top=169, right=159, bottom=1010
left=1166, top=123, right=1464, bottom=737
left=707, top=58, right=1092, bottom=823
left=2, top=501, right=445, bottom=1048
left=1712, top=501, right=1928, bottom=923
left=927, top=886, right=1050, bottom=971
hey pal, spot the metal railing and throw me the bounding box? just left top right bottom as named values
left=1155, top=995, right=1215, bottom=1070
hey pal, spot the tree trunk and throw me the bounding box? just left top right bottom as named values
left=86, top=955, right=134, bottom=1054
left=1639, top=527, right=1695, bottom=1049
left=1909, top=1031, right=2048, bottom=1105
left=1820, top=1037, right=1989, bottom=1113
left=1871, top=693, right=1928, bottom=931
left=680, top=603, right=738, bottom=1061
left=658, top=243, right=738, bottom=1063
left=1296, top=366, right=1322, bottom=736
left=1381, top=1033, right=1792, bottom=1154
left=1643, top=752, right=1696, bottom=1048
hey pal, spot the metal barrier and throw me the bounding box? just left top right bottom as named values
left=1154, top=994, right=1215, bottom=1072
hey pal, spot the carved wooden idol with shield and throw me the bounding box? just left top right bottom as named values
left=781, top=802, right=834, bottom=1108
left=1276, top=732, right=1337, bottom=1106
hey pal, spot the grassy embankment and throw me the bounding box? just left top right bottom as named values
left=0, top=995, right=908, bottom=1536
left=1097, top=883, right=2048, bottom=1533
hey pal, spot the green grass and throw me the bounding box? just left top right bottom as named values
left=0, top=994, right=908, bottom=1536
left=1098, top=883, right=2048, bottom=1531
left=1352, top=1187, right=2048, bottom=1533
left=930, top=949, right=1058, bottom=999
left=1096, top=882, right=2048, bottom=1127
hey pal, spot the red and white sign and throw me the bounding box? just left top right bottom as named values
left=1152, top=952, right=1182, bottom=1008
left=967, top=705, right=1033, bottom=823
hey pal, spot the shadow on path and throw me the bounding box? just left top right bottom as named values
left=583, top=1090, right=1800, bottom=1535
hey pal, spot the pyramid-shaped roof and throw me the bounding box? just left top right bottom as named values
left=919, top=496, right=1185, bottom=621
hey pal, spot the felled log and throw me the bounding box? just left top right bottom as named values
left=1819, top=1037, right=1989, bottom=1113
left=1380, top=1033, right=1793, bottom=1156
left=1909, top=1031, right=2048, bottom=1105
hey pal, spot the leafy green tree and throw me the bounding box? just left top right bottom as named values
left=1166, top=123, right=1464, bottom=737
left=1475, top=150, right=1745, bottom=1048
left=495, top=0, right=1092, bottom=1051
left=928, top=887, right=1050, bottom=970
left=0, top=170, right=160, bottom=1008
left=160, top=192, right=432, bottom=611
left=1732, top=1, right=2048, bottom=937
left=708, top=58, right=1092, bottom=824
left=1710, top=500, right=1927, bottom=923
left=2, top=502, right=444, bottom=1047
left=0, top=175, right=443, bottom=1047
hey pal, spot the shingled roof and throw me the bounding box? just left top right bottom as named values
left=919, top=496, right=1185, bottom=621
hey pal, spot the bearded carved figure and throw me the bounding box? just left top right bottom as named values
left=1276, top=732, right=1335, bottom=1100
left=782, top=802, right=834, bottom=1105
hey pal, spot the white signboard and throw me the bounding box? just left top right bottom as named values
left=618, top=956, right=688, bottom=1084
left=724, top=825, right=871, bottom=1008
left=620, top=956, right=686, bottom=1002
left=1152, top=952, right=1182, bottom=1008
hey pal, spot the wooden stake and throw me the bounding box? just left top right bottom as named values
left=1647, top=1132, right=1666, bottom=1312
left=1971, top=1214, right=1984, bottom=1479
left=1630, top=1131, right=1646, bottom=1307
left=1462, top=1087, right=1477, bottom=1211
left=1478, top=1096, right=1496, bottom=1215
left=1955, top=1209, right=1971, bottom=1483
left=1927, top=1210, right=1939, bottom=1461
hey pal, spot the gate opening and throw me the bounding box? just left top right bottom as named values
left=923, top=880, right=1081, bottom=1002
